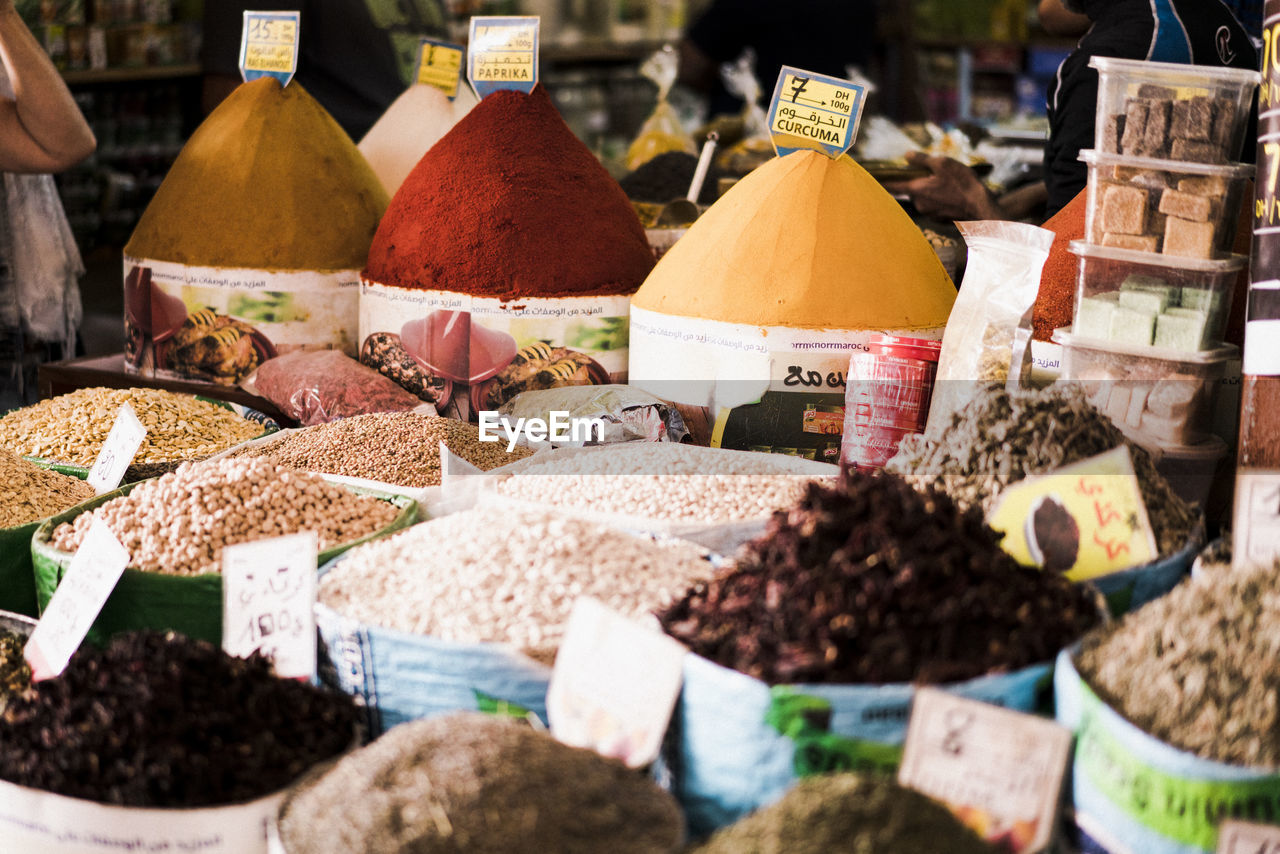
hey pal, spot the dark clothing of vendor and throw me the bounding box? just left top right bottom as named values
left=1045, top=0, right=1257, bottom=217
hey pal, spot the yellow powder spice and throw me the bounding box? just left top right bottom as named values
left=125, top=78, right=389, bottom=271
left=632, top=151, right=956, bottom=329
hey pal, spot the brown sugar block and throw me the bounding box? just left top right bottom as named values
left=1102, top=232, right=1160, bottom=252
left=1101, top=183, right=1149, bottom=234
left=1164, top=216, right=1216, bottom=259
left=1104, top=114, right=1126, bottom=152
left=1177, top=175, right=1228, bottom=196
left=1137, top=84, right=1176, bottom=99
left=1140, top=99, right=1173, bottom=157
left=1171, top=96, right=1214, bottom=141
left=1122, top=100, right=1149, bottom=153
left=1170, top=138, right=1225, bottom=163
left=1210, top=99, right=1234, bottom=149
left=1159, top=189, right=1213, bottom=222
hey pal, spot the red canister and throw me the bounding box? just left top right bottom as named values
left=842, top=334, right=941, bottom=469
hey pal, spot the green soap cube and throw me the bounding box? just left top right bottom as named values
left=1121, top=274, right=1169, bottom=291
left=1119, top=289, right=1171, bottom=314
left=1077, top=293, right=1118, bottom=339
left=1178, top=286, right=1226, bottom=332
left=1166, top=307, right=1207, bottom=318
left=1109, top=305, right=1156, bottom=346
left=1155, top=310, right=1208, bottom=351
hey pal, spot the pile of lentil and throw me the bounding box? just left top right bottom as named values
left=0, top=631, right=357, bottom=807
left=0, top=629, right=31, bottom=711
left=49, top=458, right=400, bottom=576
left=320, top=506, right=719, bottom=663
left=887, top=385, right=1196, bottom=556
left=0, top=387, right=263, bottom=468
left=693, top=774, right=997, bottom=854
left=659, top=469, right=1101, bottom=685
left=1076, top=559, right=1280, bottom=768
left=279, top=713, right=683, bottom=854
left=0, top=451, right=95, bottom=528
left=491, top=444, right=827, bottom=523
left=229, top=412, right=531, bottom=487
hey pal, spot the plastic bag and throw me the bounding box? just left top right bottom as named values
left=242, top=350, right=434, bottom=426
left=926, top=221, right=1055, bottom=433
left=496, top=384, right=688, bottom=447
left=626, top=46, right=695, bottom=171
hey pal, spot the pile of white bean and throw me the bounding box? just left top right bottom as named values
left=490, top=444, right=829, bottom=523
left=319, top=506, right=721, bottom=662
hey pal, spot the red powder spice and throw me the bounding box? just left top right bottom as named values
left=1032, top=189, right=1087, bottom=342
left=363, top=85, right=655, bottom=299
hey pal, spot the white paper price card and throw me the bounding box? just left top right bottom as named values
left=547, top=597, right=685, bottom=768
left=467, top=16, right=538, bottom=98
left=1217, top=820, right=1280, bottom=853
left=1234, top=472, right=1280, bottom=568
left=239, top=10, right=300, bottom=87
left=24, top=518, right=128, bottom=681
left=898, top=687, right=1073, bottom=854
left=768, top=65, right=866, bottom=159
left=222, top=531, right=317, bottom=680
left=86, top=401, right=146, bottom=495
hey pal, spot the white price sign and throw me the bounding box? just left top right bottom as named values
left=86, top=402, right=146, bottom=494
left=1218, top=821, right=1280, bottom=853
left=547, top=597, right=685, bottom=768
left=24, top=518, right=128, bottom=680
left=222, top=531, right=317, bottom=680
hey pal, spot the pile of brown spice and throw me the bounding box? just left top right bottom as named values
left=0, top=451, right=95, bottom=528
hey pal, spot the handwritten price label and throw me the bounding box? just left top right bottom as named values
left=899, top=688, right=1072, bottom=854
left=415, top=37, right=464, bottom=99
left=767, top=66, right=866, bottom=159
left=239, top=10, right=300, bottom=86
left=988, top=446, right=1157, bottom=581
left=86, top=402, right=146, bottom=495
left=467, top=16, right=538, bottom=98
left=1233, top=472, right=1280, bottom=568
left=222, top=531, right=317, bottom=680
left=25, top=519, right=128, bottom=681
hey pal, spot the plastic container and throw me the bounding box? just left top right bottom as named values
left=1090, top=56, right=1260, bottom=163
left=1068, top=240, right=1245, bottom=352
left=841, top=335, right=941, bottom=470
left=1081, top=150, right=1252, bottom=260
left=1054, top=327, right=1237, bottom=446
left=1136, top=435, right=1229, bottom=510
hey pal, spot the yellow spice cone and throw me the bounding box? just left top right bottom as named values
left=632, top=150, right=956, bottom=329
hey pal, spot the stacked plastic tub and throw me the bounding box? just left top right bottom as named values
left=1055, top=57, right=1259, bottom=510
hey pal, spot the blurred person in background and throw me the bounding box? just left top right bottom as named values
left=0, top=0, right=96, bottom=410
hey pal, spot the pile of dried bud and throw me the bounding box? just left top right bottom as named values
left=1077, top=559, right=1280, bottom=767
left=660, top=469, right=1101, bottom=685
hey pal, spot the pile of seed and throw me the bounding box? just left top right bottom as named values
left=491, top=444, right=826, bottom=523
left=0, top=387, right=263, bottom=467
left=321, top=506, right=719, bottom=662
left=693, top=774, right=997, bottom=854
left=0, top=630, right=31, bottom=711
left=887, top=385, right=1196, bottom=556
left=228, top=412, right=531, bottom=487
left=0, top=451, right=95, bottom=528
left=1077, top=559, right=1280, bottom=768
left=49, top=458, right=400, bottom=576
left=0, top=631, right=357, bottom=807
left=660, top=470, right=1101, bottom=685
left=279, top=713, right=683, bottom=854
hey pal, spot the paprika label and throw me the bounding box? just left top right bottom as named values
left=415, top=37, right=464, bottom=99
left=239, top=10, right=299, bottom=87
left=468, top=16, right=539, bottom=98
left=768, top=66, right=866, bottom=159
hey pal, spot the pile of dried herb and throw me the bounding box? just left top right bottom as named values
left=0, top=630, right=31, bottom=710
left=692, top=774, right=998, bottom=854
left=659, top=470, right=1101, bottom=685
left=0, top=631, right=357, bottom=807
left=1077, top=559, right=1280, bottom=768
left=279, top=712, right=684, bottom=854
left=887, top=385, right=1196, bottom=556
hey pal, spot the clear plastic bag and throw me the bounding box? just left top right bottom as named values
left=626, top=46, right=695, bottom=171
left=242, top=350, right=434, bottom=426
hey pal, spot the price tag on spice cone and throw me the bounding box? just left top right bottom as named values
left=1217, top=820, right=1280, bottom=853
left=547, top=597, right=685, bottom=769
left=239, top=10, right=300, bottom=87
left=468, top=16, right=539, bottom=98
left=899, top=688, right=1072, bottom=854
left=415, top=37, right=465, bottom=99
left=222, top=531, right=318, bottom=680
left=24, top=519, right=128, bottom=681
left=988, top=446, right=1156, bottom=581
left=767, top=65, right=866, bottom=159
left=86, top=401, right=146, bottom=495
